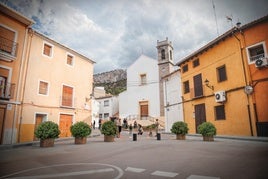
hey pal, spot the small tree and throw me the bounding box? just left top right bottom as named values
left=34, top=121, right=60, bottom=140
left=171, top=121, right=189, bottom=135
left=101, top=121, right=117, bottom=136
left=70, top=121, right=92, bottom=138
left=197, top=122, right=217, bottom=136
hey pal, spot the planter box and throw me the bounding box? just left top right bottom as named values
left=104, top=135, right=115, bottom=142
left=176, top=134, right=186, bottom=140
left=40, top=138, right=55, bottom=147
left=75, top=137, right=87, bottom=144
left=203, top=136, right=214, bottom=141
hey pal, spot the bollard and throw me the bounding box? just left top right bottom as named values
left=157, top=133, right=161, bottom=140
left=133, top=133, right=137, bottom=141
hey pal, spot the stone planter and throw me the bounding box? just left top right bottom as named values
left=75, top=137, right=87, bottom=144
left=176, top=134, right=186, bottom=140
left=203, top=136, right=214, bottom=141
left=40, top=138, right=55, bottom=147
left=104, top=135, right=115, bottom=142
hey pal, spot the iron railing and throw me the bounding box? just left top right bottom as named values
left=0, top=82, right=15, bottom=100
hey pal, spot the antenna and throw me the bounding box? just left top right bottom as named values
left=226, top=15, right=233, bottom=28
left=212, top=0, right=219, bottom=36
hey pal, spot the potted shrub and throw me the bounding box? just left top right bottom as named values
left=34, top=121, right=60, bottom=147
left=197, top=122, right=217, bottom=141
left=70, top=121, right=92, bottom=144
left=101, top=120, right=117, bottom=142
left=170, top=121, right=189, bottom=140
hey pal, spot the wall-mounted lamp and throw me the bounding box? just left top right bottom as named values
left=204, top=79, right=214, bottom=91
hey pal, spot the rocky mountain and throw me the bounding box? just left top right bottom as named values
left=93, top=69, right=127, bottom=95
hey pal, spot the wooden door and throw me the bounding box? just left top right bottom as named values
left=140, top=104, right=148, bottom=117
left=193, top=74, right=203, bottom=97
left=195, top=103, right=206, bottom=133
left=33, top=114, right=43, bottom=141
left=59, top=114, right=72, bottom=137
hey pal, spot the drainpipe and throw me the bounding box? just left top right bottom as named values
left=232, top=29, right=253, bottom=136
left=17, top=28, right=33, bottom=143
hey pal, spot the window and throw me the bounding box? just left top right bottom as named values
left=193, top=74, right=203, bottom=97
left=183, top=81, right=190, bottom=94
left=62, top=85, right=73, bottom=107
left=215, top=105, right=225, bottom=120
left=0, top=25, right=17, bottom=57
left=193, top=58, right=200, bottom=67
left=182, top=64, right=188, bottom=73
left=161, top=49, right=165, bottom=60
left=170, top=50, right=172, bottom=60
left=104, top=113, right=109, bottom=119
left=217, top=65, right=227, bottom=82
left=99, top=114, right=103, bottom=119
left=67, top=54, right=74, bottom=66
left=43, top=43, right=52, bottom=57
left=140, top=74, right=147, bottom=85
left=246, top=42, right=266, bottom=64
left=104, top=100, right=109, bottom=106
left=38, top=81, right=49, bottom=95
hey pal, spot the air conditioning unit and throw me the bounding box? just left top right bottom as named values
left=255, top=57, right=268, bottom=68
left=215, top=91, right=226, bottom=103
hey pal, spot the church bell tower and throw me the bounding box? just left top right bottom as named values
left=156, top=37, right=174, bottom=116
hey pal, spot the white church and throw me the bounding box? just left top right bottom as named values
left=119, top=38, right=184, bottom=132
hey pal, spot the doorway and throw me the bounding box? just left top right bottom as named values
left=194, top=103, right=206, bottom=133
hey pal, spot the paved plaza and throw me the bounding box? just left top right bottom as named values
left=0, top=131, right=268, bottom=179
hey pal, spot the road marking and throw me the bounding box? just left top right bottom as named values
left=1, top=163, right=124, bottom=179
left=151, top=170, right=179, bottom=178
left=125, top=167, right=146, bottom=173
left=7, top=168, right=114, bottom=179
left=187, top=175, right=220, bottom=179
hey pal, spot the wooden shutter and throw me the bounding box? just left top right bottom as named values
left=67, top=55, right=73, bottom=65
left=140, top=105, right=148, bottom=117
left=39, top=81, right=48, bottom=95
left=0, top=26, right=15, bottom=53
left=195, top=103, right=206, bottom=132
left=217, top=66, right=227, bottom=82
left=43, top=44, right=51, bottom=56
left=193, top=74, right=203, bottom=97
left=62, top=85, right=73, bottom=107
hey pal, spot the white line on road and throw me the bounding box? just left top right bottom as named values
left=125, top=167, right=146, bottom=173
left=7, top=168, right=114, bottom=179
left=187, top=175, right=220, bottom=179
left=151, top=170, right=179, bottom=178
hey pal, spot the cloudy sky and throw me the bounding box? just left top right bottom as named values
left=2, top=0, right=268, bottom=74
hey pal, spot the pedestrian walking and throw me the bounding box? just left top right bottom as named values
left=99, top=119, right=102, bottom=130
left=116, top=118, right=122, bottom=138
left=93, top=120, right=95, bottom=129
left=129, top=124, right=133, bottom=138
left=155, top=119, right=159, bottom=136
left=138, top=124, right=143, bottom=135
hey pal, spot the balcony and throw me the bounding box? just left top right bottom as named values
left=0, top=36, right=18, bottom=61
left=0, top=82, right=15, bottom=100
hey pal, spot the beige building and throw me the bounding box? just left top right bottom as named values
left=19, top=30, right=95, bottom=142
left=0, top=3, right=95, bottom=144
left=0, top=3, right=33, bottom=144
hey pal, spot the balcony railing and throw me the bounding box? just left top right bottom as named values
left=0, top=36, right=18, bottom=58
left=250, top=53, right=265, bottom=62
left=0, top=82, right=15, bottom=100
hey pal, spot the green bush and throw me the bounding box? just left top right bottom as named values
left=197, top=122, right=217, bottom=136
left=70, top=121, right=91, bottom=138
left=170, top=121, right=189, bottom=135
left=101, top=120, right=117, bottom=136
left=34, top=121, right=60, bottom=140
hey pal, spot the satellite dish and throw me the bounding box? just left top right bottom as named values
left=244, top=85, right=253, bottom=95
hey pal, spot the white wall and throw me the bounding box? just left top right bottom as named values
left=163, top=70, right=184, bottom=132
left=119, top=55, right=160, bottom=119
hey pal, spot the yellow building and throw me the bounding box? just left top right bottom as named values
left=176, top=15, right=268, bottom=136
left=0, top=3, right=33, bottom=144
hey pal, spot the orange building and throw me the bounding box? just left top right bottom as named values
left=0, top=3, right=33, bottom=144
left=176, top=15, right=268, bottom=136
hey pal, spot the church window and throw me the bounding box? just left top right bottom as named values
left=170, top=50, right=172, bottom=60
left=161, top=49, right=165, bottom=60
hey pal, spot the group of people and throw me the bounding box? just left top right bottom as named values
left=92, top=117, right=160, bottom=138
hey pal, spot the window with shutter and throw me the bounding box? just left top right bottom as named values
left=43, top=43, right=52, bottom=56
left=217, top=65, right=227, bottom=82
left=215, top=105, right=226, bottom=120
left=193, top=74, right=203, bottom=97
left=62, top=85, right=73, bottom=107
left=67, top=54, right=73, bottom=66
left=183, top=81, right=190, bottom=94
left=0, top=26, right=16, bottom=55
left=38, top=81, right=49, bottom=95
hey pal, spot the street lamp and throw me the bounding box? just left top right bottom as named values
left=204, top=79, right=214, bottom=91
